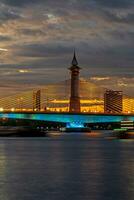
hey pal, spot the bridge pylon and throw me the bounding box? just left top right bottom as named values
left=69, top=51, right=81, bottom=113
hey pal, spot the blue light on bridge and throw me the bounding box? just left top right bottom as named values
left=0, top=112, right=134, bottom=124
left=66, top=122, right=84, bottom=128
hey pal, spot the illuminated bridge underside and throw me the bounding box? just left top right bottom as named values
left=0, top=112, right=134, bottom=124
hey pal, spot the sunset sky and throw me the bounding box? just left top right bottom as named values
left=0, top=0, right=134, bottom=96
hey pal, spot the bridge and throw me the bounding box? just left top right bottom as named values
left=0, top=78, right=133, bottom=128
left=0, top=83, right=133, bottom=113
left=0, top=53, right=133, bottom=128
left=0, top=111, right=134, bottom=128
left=0, top=79, right=134, bottom=128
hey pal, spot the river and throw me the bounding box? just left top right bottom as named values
left=0, top=132, right=133, bottom=200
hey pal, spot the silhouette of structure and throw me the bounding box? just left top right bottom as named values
left=104, top=90, right=123, bottom=113
left=33, top=90, right=41, bottom=111
left=69, top=51, right=81, bottom=112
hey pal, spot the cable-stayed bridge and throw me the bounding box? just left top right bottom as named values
left=0, top=79, right=133, bottom=113
left=0, top=79, right=133, bottom=127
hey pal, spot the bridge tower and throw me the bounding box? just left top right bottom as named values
left=33, top=90, right=41, bottom=111
left=69, top=51, right=81, bottom=113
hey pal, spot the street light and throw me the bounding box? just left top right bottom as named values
left=11, top=108, right=15, bottom=112
left=0, top=108, right=4, bottom=112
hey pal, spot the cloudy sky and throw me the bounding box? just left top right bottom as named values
left=0, top=0, right=134, bottom=97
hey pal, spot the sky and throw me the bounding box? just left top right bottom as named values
left=0, top=0, right=134, bottom=97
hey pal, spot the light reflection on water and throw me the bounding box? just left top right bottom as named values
left=0, top=133, right=134, bottom=200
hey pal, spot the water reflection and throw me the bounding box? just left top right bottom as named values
left=0, top=142, right=10, bottom=200
left=0, top=135, right=133, bottom=200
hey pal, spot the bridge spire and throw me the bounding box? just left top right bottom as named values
left=71, top=49, right=78, bottom=66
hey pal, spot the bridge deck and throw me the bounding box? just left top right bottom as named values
left=0, top=112, right=134, bottom=124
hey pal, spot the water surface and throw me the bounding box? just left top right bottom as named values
left=0, top=133, right=133, bottom=200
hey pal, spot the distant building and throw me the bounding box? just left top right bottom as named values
left=33, top=90, right=41, bottom=111
left=104, top=90, right=123, bottom=113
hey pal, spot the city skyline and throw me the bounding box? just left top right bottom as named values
left=0, top=0, right=133, bottom=96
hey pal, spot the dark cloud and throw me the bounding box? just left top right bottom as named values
left=109, top=30, right=134, bottom=42
left=2, top=0, right=66, bottom=7
left=0, top=0, right=133, bottom=96
left=0, top=35, right=12, bottom=41
left=94, top=0, right=134, bottom=8
left=2, top=0, right=44, bottom=6
left=17, top=28, right=45, bottom=37
left=102, top=10, right=134, bottom=24
left=12, top=43, right=73, bottom=58
left=0, top=9, right=22, bottom=22
left=3, top=0, right=134, bottom=8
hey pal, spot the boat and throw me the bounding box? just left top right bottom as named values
left=112, top=128, right=129, bottom=139
left=110, top=128, right=134, bottom=139
left=0, top=126, right=19, bottom=136
left=0, top=126, right=47, bottom=137
left=60, top=127, right=91, bottom=132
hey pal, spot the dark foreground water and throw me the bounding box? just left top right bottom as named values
left=0, top=133, right=134, bottom=200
